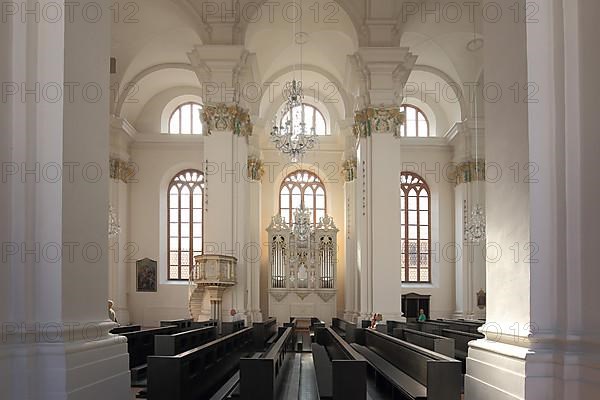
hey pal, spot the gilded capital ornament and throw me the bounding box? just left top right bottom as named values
left=352, top=106, right=405, bottom=138
left=247, top=158, right=265, bottom=182
left=454, top=160, right=486, bottom=185
left=109, top=157, right=135, bottom=183
left=202, top=103, right=253, bottom=137
left=341, top=159, right=357, bottom=182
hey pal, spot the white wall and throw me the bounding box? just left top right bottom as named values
left=128, top=138, right=204, bottom=326
left=399, top=140, right=456, bottom=318
left=259, top=150, right=347, bottom=319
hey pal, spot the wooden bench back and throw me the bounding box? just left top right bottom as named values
left=437, top=319, right=481, bottom=334
left=154, top=326, right=217, bottom=356
left=240, top=326, right=296, bottom=400
left=160, top=318, right=193, bottom=330
left=253, top=317, right=277, bottom=350
left=315, top=327, right=361, bottom=360
left=222, top=319, right=245, bottom=335
left=361, top=329, right=431, bottom=386
left=110, top=324, right=141, bottom=335
left=147, top=327, right=254, bottom=400
left=122, top=325, right=179, bottom=368
left=441, top=328, right=483, bottom=356
left=419, top=321, right=450, bottom=336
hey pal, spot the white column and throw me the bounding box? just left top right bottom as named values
left=0, top=2, right=130, bottom=399
left=247, top=177, right=263, bottom=322
left=466, top=0, right=600, bottom=399
left=352, top=47, right=417, bottom=322
left=343, top=178, right=358, bottom=322
left=356, top=139, right=373, bottom=320
left=371, top=132, right=403, bottom=321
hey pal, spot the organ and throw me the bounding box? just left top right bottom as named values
left=267, top=207, right=338, bottom=323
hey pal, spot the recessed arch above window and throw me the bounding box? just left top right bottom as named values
left=400, top=104, right=429, bottom=137
left=168, top=169, right=204, bottom=280
left=400, top=172, right=431, bottom=283
left=279, top=170, right=326, bottom=224
left=169, top=102, right=203, bottom=135
left=280, top=103, right=328, bottom=136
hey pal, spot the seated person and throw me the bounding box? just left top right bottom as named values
left=418, top=308, right=427, bottom=322
left=369, top=313, right=377, bottom=329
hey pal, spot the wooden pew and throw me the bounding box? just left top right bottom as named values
left=311, top=317, right=326, bottom=329
left=154, top=326, right=217, bottom=356
left=331, top=317, right=356, bottom=341
left=418, top=321, right=450, bottom=336
left=350, top=328, right=461, bottom=400
left=160, top=318, right=193, bottom=330
left=312, top=327, right=367, bottom=400
left=221, top=319, right=245, bottom=335
left=146, top=327, right=254, bottom=400
left=252, top=317, right=278, bottom=351
left=436, top=319, right=482, bottom=334
left=392, top=327, right=455, bottom=358
left=110, top=324, right=141, bottom=335
left=239, top=325, right=297, bottom=400
left=122, top=325, right=179, bottom=370
left=441, top=328, right=484, bottom=371
left=121, top=325, right=179, bottom=386
left=190, top=319, right=218, bottom=330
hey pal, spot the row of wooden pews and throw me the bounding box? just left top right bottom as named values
left=350, top=328, right=462, bottom=400
left=109, top=318, right=243, bottom=392
left=318, top=317, right=486, bottom=399
left=147, top=327, right=255, bottom=400
left=312, top=327, right=366, bottom=400
left=239, top=323, right=298, bottom=400
left=377, top=318, right=485, bottom=378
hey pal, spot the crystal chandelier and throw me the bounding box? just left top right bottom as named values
left=270, top=80, right=318, bottom=162
left=108, top=204, right=121, bottom=238
left=269, top=0, right=318, bottom=163
left=465, top=203, right=485, bottom=242
left=464, top=88, right=486, bottom=243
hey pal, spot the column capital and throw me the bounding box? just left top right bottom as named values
left=352, top=106, right=405, bottom=138
left=202, top=103, right=253, bottom=137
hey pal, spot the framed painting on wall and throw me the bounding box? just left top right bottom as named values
left=136, top=258, right=157, bottom=292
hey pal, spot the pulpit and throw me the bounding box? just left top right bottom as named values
left=189, top=255, right=237, bottom=324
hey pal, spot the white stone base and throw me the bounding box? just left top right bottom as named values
left=465, top=338, right=600, bottom=400
left=0, top=333, right=130, bottom=400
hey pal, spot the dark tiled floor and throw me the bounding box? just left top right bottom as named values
left=299, top=352, right=319, bottom=400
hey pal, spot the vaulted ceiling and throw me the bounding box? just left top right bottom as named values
left=112, top=0, right=484, bottom=137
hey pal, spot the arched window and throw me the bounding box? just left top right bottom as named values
left=400, top=172, right=431, bottom=283
left=280, top=103, right=328, bottom=135
left=168, top=169, right=204, bottom=280
left=169, top=102, right=203, bottom=135
left=280, top=170, right=326, bottom=224
left=400, top=105, right=429, bottom=137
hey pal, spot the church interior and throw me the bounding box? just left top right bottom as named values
left=1, top=0, right=599, bottom=399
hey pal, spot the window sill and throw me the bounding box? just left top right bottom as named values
left=402, top=282, right=434, bottom=289
left=162, top=280, right=190, bottom=286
